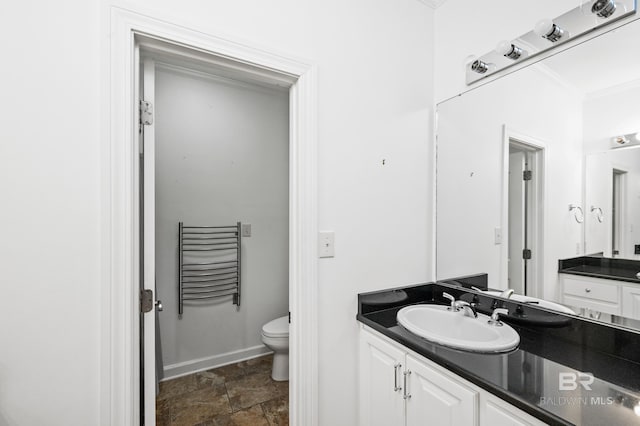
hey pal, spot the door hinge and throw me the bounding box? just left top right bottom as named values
left=523, top=170, right=532, bottom=181
left=139, top=100, right=154, bottom=127
left=141, top=289, right=153, bottom=313
left=288, top=311, right=291, bottom=323
left=523, top=249, right=532, bottom=260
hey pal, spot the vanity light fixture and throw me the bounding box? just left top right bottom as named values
left=534, top=19, right=566, bottom=42
left=465, top=0, right=636, bottom=85
left=495, top=41, right=524, bottom=60
left=591, top=0, right=617, bottom=18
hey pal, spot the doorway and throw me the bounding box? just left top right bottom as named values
left=104, top=8, right=318, bottom=425
left=140, top=48, right=291, bottom=423
left=505, top=135, right=544, bottom=298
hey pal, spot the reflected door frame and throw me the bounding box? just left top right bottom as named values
left=611, top=166, right=628, bottom=257
left=501, top=126, right=546, bottom=299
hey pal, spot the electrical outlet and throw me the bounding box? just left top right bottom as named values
left=319, top=231, right=335, bottom=258
left=241, top=224, right=251, bottom=237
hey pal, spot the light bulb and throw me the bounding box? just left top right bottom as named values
left=495, top=41, right=523, bottom=60
left=463, top=54, right=477, bottom=67
left=496, top=41, right=512, bottom=56
left=613, top=136, right=630, bottom=145
left=534, top=19, right=554, bottom=37
left=534, top=19, right=566, bottom=42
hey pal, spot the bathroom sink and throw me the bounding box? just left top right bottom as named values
left=397, top=305, right=520, bottom=353
left=482, top=291, right=576, bottom=315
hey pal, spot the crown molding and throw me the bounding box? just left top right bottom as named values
left=415, top=0, right=448, bottom=9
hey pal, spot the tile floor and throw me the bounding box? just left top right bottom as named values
left=156, top=354, right=289, bottom=426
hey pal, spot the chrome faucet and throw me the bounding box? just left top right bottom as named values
left=499, top=289, right=514, bottom=299
left=443, top=292, right=478, bottom=317
left=454, top=301, right=478, bottom=318
left=488, top=308, right=509, bottom=326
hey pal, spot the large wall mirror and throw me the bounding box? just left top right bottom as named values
left=436, top=13, right=640, bottom=327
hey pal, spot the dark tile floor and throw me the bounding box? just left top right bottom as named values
left=157, top=354, right=289, bottom=426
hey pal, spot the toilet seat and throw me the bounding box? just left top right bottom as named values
left=262, top=315, right=289, bottom=338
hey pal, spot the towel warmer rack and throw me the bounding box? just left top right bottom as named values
left=178, top=222, right=241, bottom=317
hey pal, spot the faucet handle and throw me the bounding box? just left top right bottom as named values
left=442, top=292, right=455, bottom=308
left=489, top=308, right=509, bottom=326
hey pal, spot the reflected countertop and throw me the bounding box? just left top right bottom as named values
left=559, top=256, right=640, bottom=283
left=357, top=281, right=640, bottom=426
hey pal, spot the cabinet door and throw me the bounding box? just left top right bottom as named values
left=480, top=393, right=546, bottom=426
left=405, top=354, right=478, bottom=426
left=622, top=286, right=640, bottom=320
left=359, top=329, right=405, bottom=426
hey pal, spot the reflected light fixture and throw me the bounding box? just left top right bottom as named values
left=635, top=132, right=640, bottom=142
left=534, top=19, right=566, bottom=42
left=634, top=402, right=640, bottom=417
left=495, top=41, right=524, bottom=60
left=592, top=0, right=617, bottom=18
left=613, top=135, right=630, bottom=145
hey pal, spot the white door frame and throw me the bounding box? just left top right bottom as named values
left=611, top=165, right=628, bottom=257
left=501, top=126, right=546, bottom=298
left=102, top=6, right=318, bottom=425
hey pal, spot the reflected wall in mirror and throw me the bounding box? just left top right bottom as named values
left=436, top=16, right=640, bottom=324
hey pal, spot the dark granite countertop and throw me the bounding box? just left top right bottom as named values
left=357, top=280, right=640, bottom=426
left=559, top=256, right=640, bottom=284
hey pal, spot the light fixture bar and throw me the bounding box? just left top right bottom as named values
left=466, top=0, right=636, bottom=85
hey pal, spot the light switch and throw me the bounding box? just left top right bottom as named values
left=241, top=224, right=252, bottom=237
left=494, top=227, right=502, bottom=245
left=319, top=231, right=335, bottom=258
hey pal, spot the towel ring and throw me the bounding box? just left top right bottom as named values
left=569, top=204, right=584, bottom=223
left=591, top=206, right=604, bottom=223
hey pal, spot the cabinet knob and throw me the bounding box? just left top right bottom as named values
left=585, top=288, right=591, bottom=293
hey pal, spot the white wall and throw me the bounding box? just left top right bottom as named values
left=0, top=1, right=434, bottom=425
left=436, top=63, right=583, bottom=301
left=0, top=1, right=101, bottom=425
left=154, top=66, right=289, bottom=376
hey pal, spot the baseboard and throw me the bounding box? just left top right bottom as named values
left=162, top=345, right=272, bottom=380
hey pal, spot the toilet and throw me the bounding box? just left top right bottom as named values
left=261, top=315, right=289, bottom=381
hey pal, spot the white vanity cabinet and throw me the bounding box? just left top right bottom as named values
left=359, top=326, right=546, bottom=426
left=622, top=285, right=640, bottom=319
left=559, top=274, right=640, bottom=321
left=359, top=327, right=406, bottom=426
left=480, top=393, right=547, bottom=426
left=405, top=354, right=477, bottom=425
